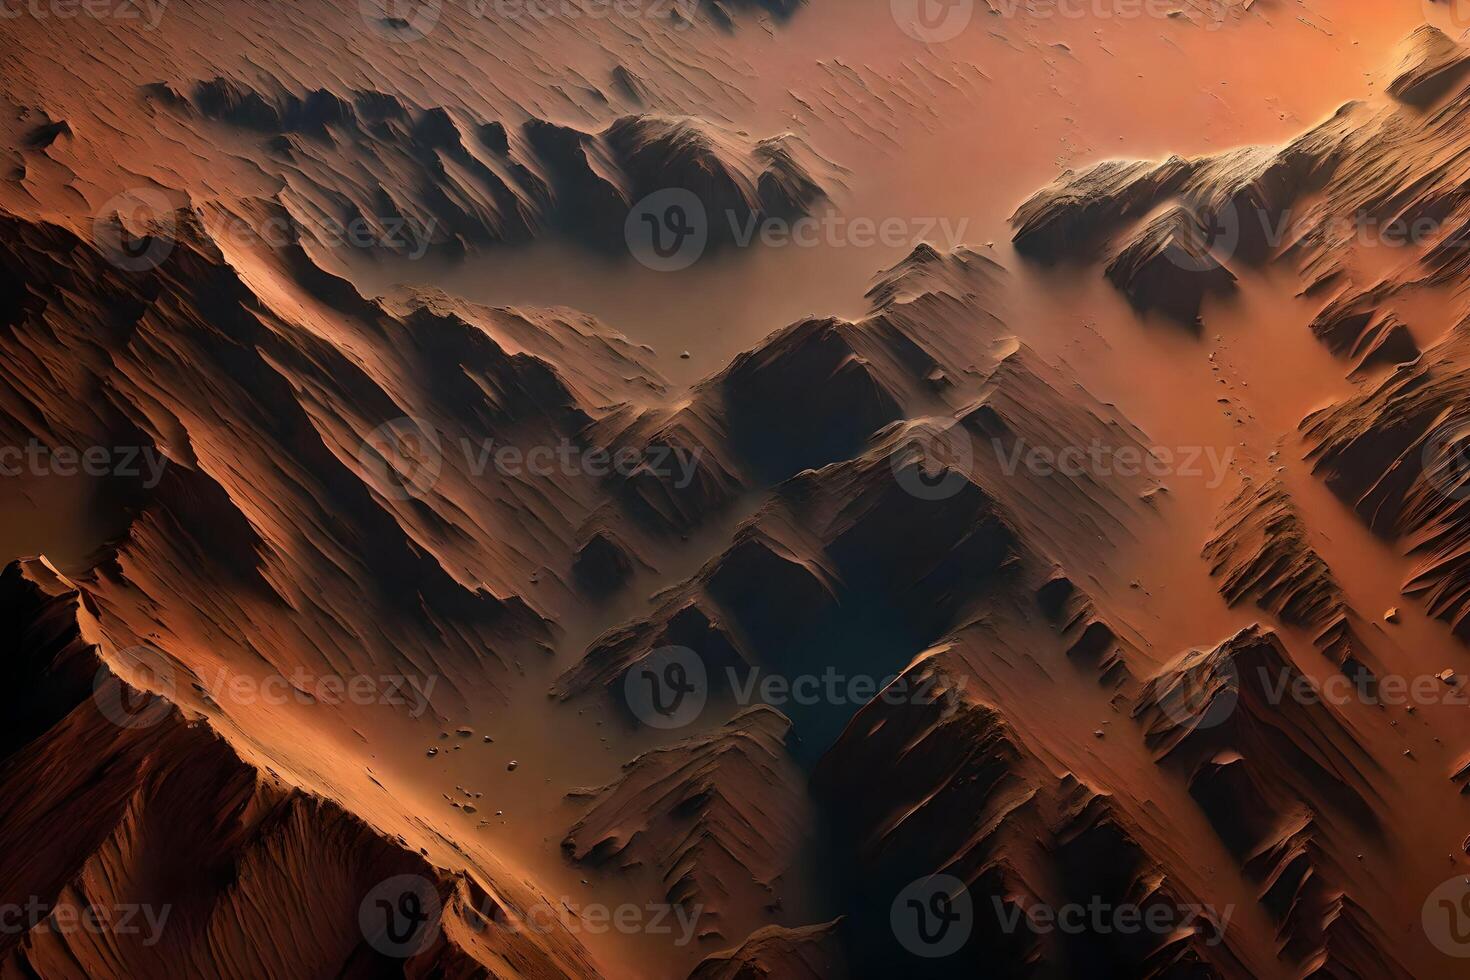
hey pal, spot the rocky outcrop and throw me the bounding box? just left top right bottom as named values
left=171, top=80, right=834, bottom=254
left=563, top=708, right=810, bottom=940
left=1202, top=479, right=1345, bottom=632
left=812, top=657, right=1246, bottom=977
left=686, top=919, right=847, bottom=980
left=1386, top=25, right=1470, bottom=106
left=1302, top=358, right=1470, bottom=638
left=1104, top=206, right=1237, bottom=325
left=1010, top=157, right=1194, bottom=262
left=1132, top=626, right=1379, bottom=828
left=0, top=558, right=598, bottom=978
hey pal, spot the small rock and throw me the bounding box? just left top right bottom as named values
left=506, top=760, right=519, bottom=772
left=1384, top=607, right=1401, bottom=623
left=426, top=748, right=438, bottom=757
left=679, top=351, right=691, bottom=359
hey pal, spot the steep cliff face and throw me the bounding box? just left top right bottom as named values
left=0, top=558, right=600, bottom=978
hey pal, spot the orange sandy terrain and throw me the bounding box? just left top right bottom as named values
left=3, top=0, right=1470, bottom=976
